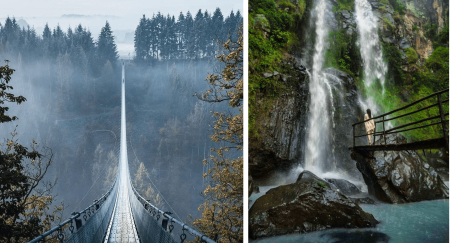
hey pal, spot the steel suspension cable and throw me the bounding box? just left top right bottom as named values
left=128, top=134, right=183, bottom=222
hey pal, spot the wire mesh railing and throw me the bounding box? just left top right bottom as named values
left=28, top=179, right=118, bottom=243
left=130, top=182, right=216, bottom=243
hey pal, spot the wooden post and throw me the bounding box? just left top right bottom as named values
left=353, top=124, right=355, bottom=148
left=383, top=115, right=387, bottom=145
left=437, top=93, right=449, bottom=150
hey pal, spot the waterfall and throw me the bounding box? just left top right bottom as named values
left=304, top=0, right=334, bottom=175
left=355, top=0, right=387, bottom=116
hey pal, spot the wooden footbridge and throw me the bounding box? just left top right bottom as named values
left=350, top=89, right=449, bottom=152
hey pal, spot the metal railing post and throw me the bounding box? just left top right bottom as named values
left=437, top=93, right=449, bottom=149
left=353, top=124, right=355, bottom=148
left=382, top=115, right=386, bottom=145
left=374, top=118, right=376, bottom=144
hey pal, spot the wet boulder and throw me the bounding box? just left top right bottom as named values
left=352, top=134, right=449, bottom=203
left=351, top=197, right=376, bottom=204
left=324, top=178, right=362, bottom=196
left=249, top=171, right=378, bottom=239
left=249, top=175, right=254, bottom=197
left=249, top=175, right=261, bottom=198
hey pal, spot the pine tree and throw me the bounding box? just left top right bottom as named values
left=134, top=15, right=149, bottom=63
left=211, top=8, right=224, bottom=56
left=176, top=12, right=186, bottom=58
left=193, top=10, right=204, bottom=59
left=185, top=11, right=194, bottom=59
left=97, top=21, right=118, bottom=68
left=168, top=16, right=177, bottom=59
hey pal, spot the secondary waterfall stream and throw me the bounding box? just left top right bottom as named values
left=355, top=0, right=387, bottom=115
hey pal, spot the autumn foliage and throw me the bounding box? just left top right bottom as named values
left=192, top=26, right=243, bottom=242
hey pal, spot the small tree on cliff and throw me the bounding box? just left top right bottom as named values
left=192, top=25, right=243, bottom=243
left=0, top=62, right=62, bottom=242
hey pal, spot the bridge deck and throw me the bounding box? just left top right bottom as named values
left=105, top=63, right=140, bottom=243
left=105, top=180, right=139, bottom=242
left=349, top=137, right=447, bottom=151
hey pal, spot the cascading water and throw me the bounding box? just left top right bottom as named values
left=354, top=0, right=388, bottom=115
left=304, top=0, right=335, bottom=175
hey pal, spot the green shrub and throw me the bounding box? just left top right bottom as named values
left=333, top=0, right=354, bottom=12
left=405, top=47, right=418, bottom=64
left=382, top=42, right=405, bottom=86
left=437, top=23, right=449, bottom=44
left=382, top=18, right=395, bottom=32
left=393, top=0, right=406, bottom=15
left=324, top=30, right=360, bottom=76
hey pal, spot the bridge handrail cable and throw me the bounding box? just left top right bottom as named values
left=130, top=181, right=217, bottom=243
left=28, top=178, right=117, bottom=243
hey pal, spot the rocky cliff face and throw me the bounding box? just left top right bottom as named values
left=249, top=59, right=309, bottom=178
left=249, top=65, right=364, bottom=179
left=371, top=0, right=447, bottom=65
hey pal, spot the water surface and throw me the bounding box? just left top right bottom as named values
left=250, top=199, right=449, bottom=243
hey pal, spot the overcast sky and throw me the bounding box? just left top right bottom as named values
left=2, top=0, right=242, bottom=18
left=1, top=0, right=242, bottom=39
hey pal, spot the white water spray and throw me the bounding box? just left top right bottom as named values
left=355, top=0, right=388, bottom=115
left=304, top=0, right=333, bottom=175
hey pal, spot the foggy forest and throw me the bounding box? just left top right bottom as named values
left=0, top=7, right=242, bottom=242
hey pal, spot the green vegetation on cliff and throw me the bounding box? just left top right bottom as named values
left=324, top=30, right=360, bottom=77
left=367, top=20, right=449, bottom=142
left=249, top=0, right=307, bottom=137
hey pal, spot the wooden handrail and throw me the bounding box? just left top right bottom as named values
left=351, top=89, right=449, bottom=149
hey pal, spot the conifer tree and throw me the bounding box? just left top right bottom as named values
left=134, top=15, right=149, bottom=63
left=176, top=12, right=186, bottom=58
left=97, top=21, right=118, bottom=68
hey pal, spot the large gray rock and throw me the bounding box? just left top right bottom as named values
left=249, top=171, right=378, bottom=239
left=351, top=197, right=376, bottom=204
left=249, top=175, right=254, bottom=197
left=324, top=178, right=362, bottom=196
left=352, top=134, right=449, bottom=203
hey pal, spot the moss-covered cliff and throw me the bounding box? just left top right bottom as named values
left=249, top=0, right=449, bottom=178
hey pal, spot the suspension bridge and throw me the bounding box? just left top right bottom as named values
left=350, top=88, right=449, bottom=152
left=29, top=64, right=215, bottom=243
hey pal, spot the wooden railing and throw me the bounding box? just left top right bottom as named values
left=352, top=89, right=449, bottom=150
